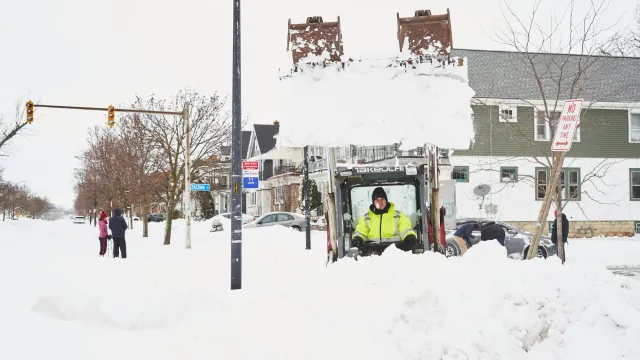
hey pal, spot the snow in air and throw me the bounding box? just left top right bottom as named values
left=274, top=7, right=475, bottom=151
left=2, top=218, right=640, bottom=359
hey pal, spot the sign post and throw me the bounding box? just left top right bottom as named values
left=527, top=99, right=582, bottom=260
left=242, top=161, right=260, bottom=190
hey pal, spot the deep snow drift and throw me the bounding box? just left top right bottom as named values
left=2, top=219, right=640, bottom=360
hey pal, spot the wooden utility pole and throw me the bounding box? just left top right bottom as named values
left=527, top=152, right=565, bottom=259
left=527, top=99, right=582, bottom=260
left=325, top=147, right=339, bottom=263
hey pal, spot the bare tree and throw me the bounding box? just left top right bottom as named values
left=133, top=88, right=232, bottom=245
left=462, top=0, right=629, bottom=221
left=0, top=100, right=30, bottom=157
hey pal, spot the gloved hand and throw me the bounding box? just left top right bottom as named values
left=107, top=234, right=113, bottom=240
left=351, top=236, right=364, bottom=249
left=396, top=234, right=417, bottom=251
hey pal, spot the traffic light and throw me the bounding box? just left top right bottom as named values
left=25, top=100, right=34, bottom=124
left=107, top=105, right=115, bottom=127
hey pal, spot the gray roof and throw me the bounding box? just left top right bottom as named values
left=218, top=131, right=251, bottom=159
left=242, top=130, right=251, bottom=159
left=253, top=124, right=279, bottom=153
left=452, top=49, right=640, bottom=103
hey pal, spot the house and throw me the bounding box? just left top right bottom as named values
left=191, top=131, right=252, bottom=216
left=448, top=48, right=640, bottom=237
left=245, top=121, right=303, bottom=215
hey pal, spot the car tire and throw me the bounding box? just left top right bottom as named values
left=292, top=226, right=302, bottom=232
left=523, top=245, right=547, bottom=259
left=445, top=242, right=460, bottom=257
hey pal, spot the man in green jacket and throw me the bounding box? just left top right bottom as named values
left=352, top=187, right=418, bottom=254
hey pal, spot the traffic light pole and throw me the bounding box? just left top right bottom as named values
left=230, top=0, right=243, bottom=290
left=30, top=102, right=192, bottom=249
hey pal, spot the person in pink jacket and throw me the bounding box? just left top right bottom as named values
left=98, top=210, right=109, bottom=256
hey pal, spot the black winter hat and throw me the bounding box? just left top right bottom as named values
left=371, top=187, right=388, bottom=203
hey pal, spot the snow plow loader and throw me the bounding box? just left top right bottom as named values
left=278, top=9, right=472, bottom=262
left=282, top=8, right=460, bottom=78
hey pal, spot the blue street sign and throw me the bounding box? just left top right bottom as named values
left=243, top=177, right=259, bottom=190
left=191, top=183, right=211, bottom=191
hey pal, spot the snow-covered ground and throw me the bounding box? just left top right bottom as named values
left=2, top=218, right=640, bottom=360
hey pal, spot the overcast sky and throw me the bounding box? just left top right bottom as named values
left=0, top=0, right=637, bottom=208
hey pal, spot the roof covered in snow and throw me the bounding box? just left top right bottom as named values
left=453, top=49, right=640, bottom=103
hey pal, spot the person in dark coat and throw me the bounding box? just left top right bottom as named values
left=108, top=207, right=128, bottom=258
left=481, top=221, right=506, bottom=246
left=452, top=222, right=480, bottom=255
left=551, top=210, right=569, bottom=245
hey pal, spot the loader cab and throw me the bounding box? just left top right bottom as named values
left=334, top=164, right=429, bottom=258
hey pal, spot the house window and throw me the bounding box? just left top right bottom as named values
left=535, top=110, right=580, bottom=142
left=535, top=167, right=581, bottom=201
left=630, top=169, right=640, bottom=201
left=275, top=186, right=284, bottom=205
left=498, top=105, right=517, bottom=123
left=535, top=168, right=548, bottom=200
left=500, top=167, right=518, bottom=182
left=451, top=166, right=469, bottom=182
left=630, top=113, right=640, bottom=143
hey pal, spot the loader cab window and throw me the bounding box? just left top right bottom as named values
left=349, top=184, right=418, bottom=224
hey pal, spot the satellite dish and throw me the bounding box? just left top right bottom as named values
left=473, top=184, right=491, bottom=197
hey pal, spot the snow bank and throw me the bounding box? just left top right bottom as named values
left=2, top=219, right=640, bottom=359
left=276, top=59, right=475, bottom=150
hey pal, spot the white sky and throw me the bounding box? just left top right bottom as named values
left=0, top=0, right=637, bottom=208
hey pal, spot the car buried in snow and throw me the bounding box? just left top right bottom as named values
left=444, top=218, right=557, bottom=259
left=210, top=212, right=257, bottom=232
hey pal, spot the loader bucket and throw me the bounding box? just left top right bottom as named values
left=397, top=9, right=453, bottom=60
left=287, top=16, right=344, bottom=68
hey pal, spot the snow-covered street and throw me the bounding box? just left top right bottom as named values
left=2, top=218, right=640, bottom=360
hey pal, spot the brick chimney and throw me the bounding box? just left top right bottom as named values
left=273, top=120, right=279, bottom=125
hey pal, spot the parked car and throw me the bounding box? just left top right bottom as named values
left=147, top=213, right=165, bottom=222
left=243, top=212, right=306, bottom=231
left=210, top=212, right=257, bottom=232
left=444, top=218, right=557, bottom=259
left=73, top=216, right=86, bottom=224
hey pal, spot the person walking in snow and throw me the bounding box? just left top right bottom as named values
left=351, top=187, right=418, bottom=255
left=108, top=207, right=128, bottom=259
left=98, top=210, right=109, bottom=256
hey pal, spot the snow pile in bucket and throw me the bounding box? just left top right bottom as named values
left=276, top=57, right=475, bottom=150
left=2, top=219, right=640, bottom=359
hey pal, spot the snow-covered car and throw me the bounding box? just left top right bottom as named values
left=210, top=212, right=257, bottom=232
left=444, top=218, right=557, bottom=259
left=133, top=216, right=140, bottom=221
left=73, top=216, right=86, bottom=224
left=243, top=212, right=305, bottom=231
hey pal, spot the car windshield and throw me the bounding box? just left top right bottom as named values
left=350, top=184, right=417, bottom=222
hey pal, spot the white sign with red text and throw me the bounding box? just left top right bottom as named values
left=551, top=99, right=583, bottom=152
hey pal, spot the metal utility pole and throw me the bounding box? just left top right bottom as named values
left=183, top=105, right=192, bottom=249
left=230, top=0, right=243, bottom=290
left=303, top=146, right=311, bottom=250
left=429, top=147, right=441, bottom=253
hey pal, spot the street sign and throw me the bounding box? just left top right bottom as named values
left=551, top=99, right=583, bottom=152
left=242, top=161, right=260, bottom=190
left=191, top=183, right=211, bottom=191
